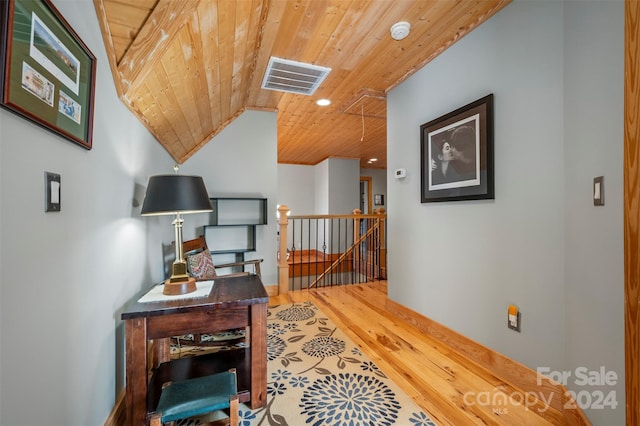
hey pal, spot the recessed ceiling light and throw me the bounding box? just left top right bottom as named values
left=316, top=99, right=331, bottom=106
left=368, top=158, right=378, bottom=163
left=390, top=21, right=411, bottom=41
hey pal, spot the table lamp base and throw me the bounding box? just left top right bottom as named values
left=163, top=276, right=197, bottom=295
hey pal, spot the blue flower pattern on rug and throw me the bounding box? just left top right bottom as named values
left=171, top=302, right=436, bottom=425
left=300, top=372, right=401, bottom=425
left=239, top=301, right=437, bottom=426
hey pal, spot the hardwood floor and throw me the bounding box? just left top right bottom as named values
left=270, top=281, right=564, bottom=426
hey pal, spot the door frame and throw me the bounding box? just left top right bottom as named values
left=624, top=1, right=639, bottom=423
left=360, top=176, right=372, bottom=214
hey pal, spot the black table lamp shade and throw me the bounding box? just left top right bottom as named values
left=141, top=174, right=212, bottom=295
left=141, top=175, right=212, bottom=216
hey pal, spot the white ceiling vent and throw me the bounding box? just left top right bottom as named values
left=261, top=57, right=331, bottom=96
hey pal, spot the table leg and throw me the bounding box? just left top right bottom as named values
left=152, top=338, right=171, bottom=367
left=250, top=303, right=267, bottom=408
left=125, top=318, right=148, bottom=426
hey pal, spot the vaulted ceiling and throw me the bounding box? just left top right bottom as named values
left=93, top=0, right=510, bottom=169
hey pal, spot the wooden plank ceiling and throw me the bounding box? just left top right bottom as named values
left=94, top=0, right=511, bottom=169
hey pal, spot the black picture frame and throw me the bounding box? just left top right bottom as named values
left=374, top=194, right=384, bottom=206
left=0, top=0, right=96, bottom=149
left=420, top=94, right=494, bottom=203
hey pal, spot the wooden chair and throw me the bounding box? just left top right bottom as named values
left=149, top=368, right=239, bottom=426
left=177, top=236, right=263, bottom=347
left=182, top=235, right=262, bottom=279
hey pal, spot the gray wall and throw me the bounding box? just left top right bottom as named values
left=278, top=164, right=315, bottom=215
left=361, top=168, right=387, bottom=211
left=314, top=160, right=329, bottom=214
left=278, top=163, right=379, bottom=216
left=278, top=159, right=361, bottom=251
left=387, top=1, right=624, bottom=424
left=0, top=0, right=625, bottom=424
left=327, top=158, right=360, bottom=214
left=0, top=3, right=281, bottom=424
left=0, top=1, right=175, bottom=424
left=183, top=110, right=279, bottom=285
left=563, top=2, right=625, bottom=424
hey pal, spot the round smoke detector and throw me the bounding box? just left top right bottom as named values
left=390, top=21, right=411, bottom=41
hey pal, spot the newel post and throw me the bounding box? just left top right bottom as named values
left=375, top=207, right=386, bottom=248
left=277, top=205, right=290, bottom=295
left=353, top=208, right=361, bottom=268
left=375, top=208, right=386, bottom=279
left=353, top=208, right=362, bottom=238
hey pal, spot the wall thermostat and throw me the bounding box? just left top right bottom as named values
left=394, top=168, right=407, bottom=179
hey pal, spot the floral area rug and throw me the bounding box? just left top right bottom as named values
left=171, top=301, right=436, bottom=426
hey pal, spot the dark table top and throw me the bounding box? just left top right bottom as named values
left=121, top=274, right=269, bottom=320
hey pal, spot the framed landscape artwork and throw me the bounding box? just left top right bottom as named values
left=0, top=0, right=96, bottom=149
left=420, top=94, right=494, bottom=203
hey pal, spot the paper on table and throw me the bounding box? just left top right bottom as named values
left=137, top=280, right=214, bottom=303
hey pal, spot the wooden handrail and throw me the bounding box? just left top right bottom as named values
left=288, top=213, right=385, bottom=220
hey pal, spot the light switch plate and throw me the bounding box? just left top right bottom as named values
left=594, top=176, right=604, bottom=206
left=45, top=172, right=61, bottom=212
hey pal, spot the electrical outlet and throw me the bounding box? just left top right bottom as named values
left=508, top=305, right=521, bottom=332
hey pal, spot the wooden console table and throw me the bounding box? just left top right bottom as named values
left=121, top=274, right=269, bottom=426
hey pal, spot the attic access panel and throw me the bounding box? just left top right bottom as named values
left=261, top=57, right=331, bottom=95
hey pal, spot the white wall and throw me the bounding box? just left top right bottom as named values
left=0, top=1, right=175, bottom=424
left=387, top=1, right=624, bottom=424
left=182, top=110, right=279, bottom=285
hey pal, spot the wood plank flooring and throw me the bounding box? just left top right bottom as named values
left=270, top=281, right=564, bottom=426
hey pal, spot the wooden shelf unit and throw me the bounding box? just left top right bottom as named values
left=209, top=198, right=267, bottom=226
left=203, top=198, right=267, bottom=272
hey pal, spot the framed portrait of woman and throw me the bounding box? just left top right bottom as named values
left=420, top=94, right=494, bottom=203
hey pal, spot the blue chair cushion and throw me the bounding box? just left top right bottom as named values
left=156, top=370, right=237, bottom=423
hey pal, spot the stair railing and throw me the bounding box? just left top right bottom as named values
left=276, top=206, right=386, bottom=294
